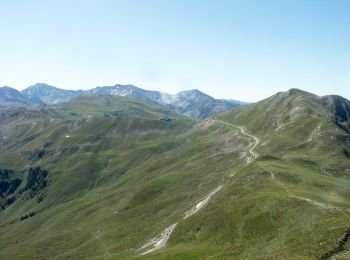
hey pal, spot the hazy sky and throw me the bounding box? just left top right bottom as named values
left=0, top=0, right=349, bottom=102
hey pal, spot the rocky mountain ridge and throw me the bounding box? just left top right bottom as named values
left=0, top=83, right=245, bottom=119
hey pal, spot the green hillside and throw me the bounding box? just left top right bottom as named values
left=0, top=90, right=349, bottom=259
left=0, top=94, right=248, bottom=259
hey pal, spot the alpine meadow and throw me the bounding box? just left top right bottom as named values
left=1, top=1, right=350, bottom=259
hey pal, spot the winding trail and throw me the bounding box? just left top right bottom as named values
left=141, top=223, right=178, bottom=255
left=212, top=120, right=259, bottom=160
left=139, top=185, right=225, bottom=255
left=183, top=185, right=223, bottom=219
left=269, top=172, right=350, bottom=213
left=291, top=196, right=350, bottom=211
left=139, top=120, right=260, bottom=255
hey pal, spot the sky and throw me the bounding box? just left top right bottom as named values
left=0, top=0, right=349, bottom=102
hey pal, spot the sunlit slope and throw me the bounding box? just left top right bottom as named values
left=0, top=95, right=249, bottom=259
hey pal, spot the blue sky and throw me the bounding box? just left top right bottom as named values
left=0, top=0, right=349, bottom=101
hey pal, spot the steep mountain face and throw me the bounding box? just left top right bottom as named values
left=1, top=89, right=349, bottom=259
left=18, top=83, right=244, bottom=119
left=21, top=83, right=82, bottom=105
left=319, top=95, right=350, bottom=132
left=0, top=87, right=33, bottom=107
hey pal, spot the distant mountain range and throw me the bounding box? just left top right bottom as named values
left=0, top=83, right=247, bottom=119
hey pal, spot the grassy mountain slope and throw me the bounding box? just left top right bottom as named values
left=217, top=88, right=350, bottom=172
left=0, top=89, right=349, bottom=259
left=0, top=94, right=249, bottom=259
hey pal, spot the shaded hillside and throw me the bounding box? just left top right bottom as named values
left=319, top=95, right=350, bottom=133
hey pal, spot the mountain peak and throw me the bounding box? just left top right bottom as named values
left=0, top=86, right=19, bottom=93
left=0, top=86, right=20, bottom=93
left=26, top=83, right=58, bottom=90
left=188, top=88, right=203, bottom=94
left=21, top=84, right=79, bottom=105
left=112, top=83, right=138, bottom=88
left=278, top=88, right=315, bottom=98
left=0, top=86, right=33, bottom=107
left=176, top=89, right=211, bottom=99
left=287, top=88, right=304, bottom=94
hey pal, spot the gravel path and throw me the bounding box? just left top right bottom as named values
left=212, top=120, right=260, bottom=160
left=141, top=223, right=178, bottom=255
left=183, top=185, right=223, bottom=219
